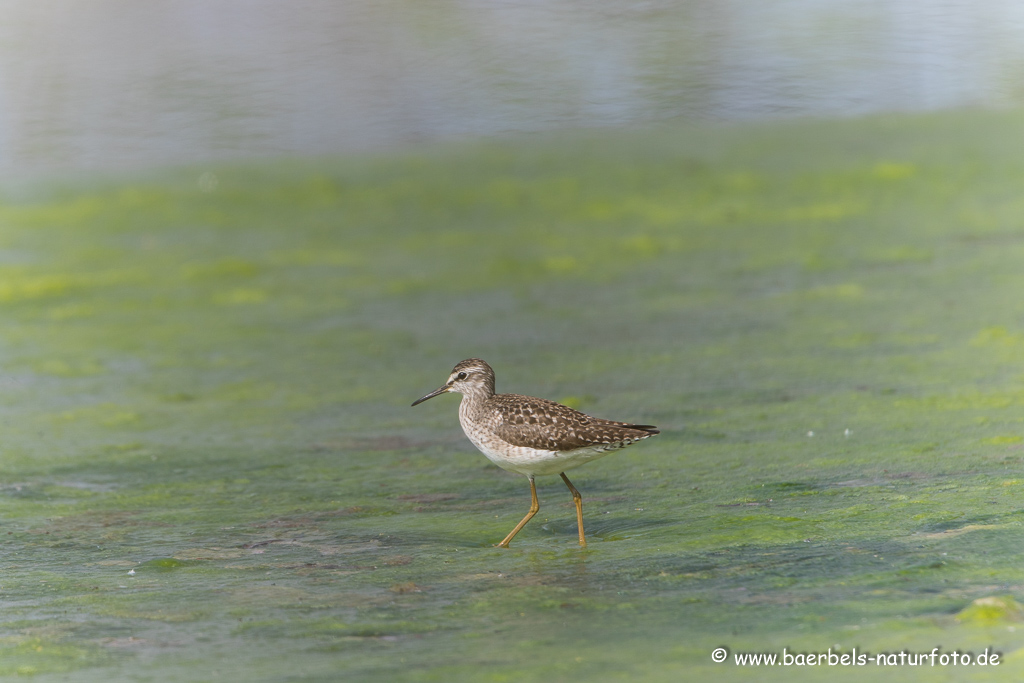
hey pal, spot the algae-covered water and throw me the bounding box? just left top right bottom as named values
left=1, top=111, right=1024, bottom=681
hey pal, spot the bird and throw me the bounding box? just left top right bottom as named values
left=411, top=358, right=658, bottom=547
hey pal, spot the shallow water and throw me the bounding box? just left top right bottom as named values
left=3, top=0, right=1024, bottom=176
left=1, top=111, right=1024, bottom=680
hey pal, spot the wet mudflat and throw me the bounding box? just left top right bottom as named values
left=0, top=111, right=1023, bottom=680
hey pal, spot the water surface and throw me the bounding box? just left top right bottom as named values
left=2, top=0, right=1024, bottom=176
left=0, top=111, right=1023, bottom=679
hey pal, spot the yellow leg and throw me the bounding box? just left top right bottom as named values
left=497, top=476, right=538, bottom=548
left=560, top=472, right=586, bottom=547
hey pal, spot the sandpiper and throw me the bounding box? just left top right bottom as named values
left=412, top=358, right=658, bottom=547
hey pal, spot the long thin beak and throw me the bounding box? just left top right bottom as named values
left=411, top=383, right=451, bottom=406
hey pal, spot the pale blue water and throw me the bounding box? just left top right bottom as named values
left=1, top=0, right=1022, bottom=176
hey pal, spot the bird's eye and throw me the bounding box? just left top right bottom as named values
left=456, top=372, right=467, bottom=380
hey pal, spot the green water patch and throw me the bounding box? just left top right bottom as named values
left=2, top=110, right=1024, bottom=679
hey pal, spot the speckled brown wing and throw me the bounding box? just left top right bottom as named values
left=490, top=393, right=658, bottom=452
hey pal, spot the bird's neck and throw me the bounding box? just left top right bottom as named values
left=458, top=385, right=493, bottom=418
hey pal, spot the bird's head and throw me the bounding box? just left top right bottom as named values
left=412, top=358, right=495, bottom=406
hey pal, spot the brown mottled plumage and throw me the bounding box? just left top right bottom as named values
left=491, top=394, right=658, bottom=451
left=412, top=358, right=658, bottom=547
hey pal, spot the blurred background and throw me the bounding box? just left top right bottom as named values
left=4, top=3, right=1024, bottom=681
left=3, top=0, right=1024, bottom=177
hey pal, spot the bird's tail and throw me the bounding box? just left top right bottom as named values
left=625, top=424, right=659, bottom=435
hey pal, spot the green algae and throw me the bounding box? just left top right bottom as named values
left=1, top=111, right=1024, bottom=680
left=957, top=596, right=1024, bottom=625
